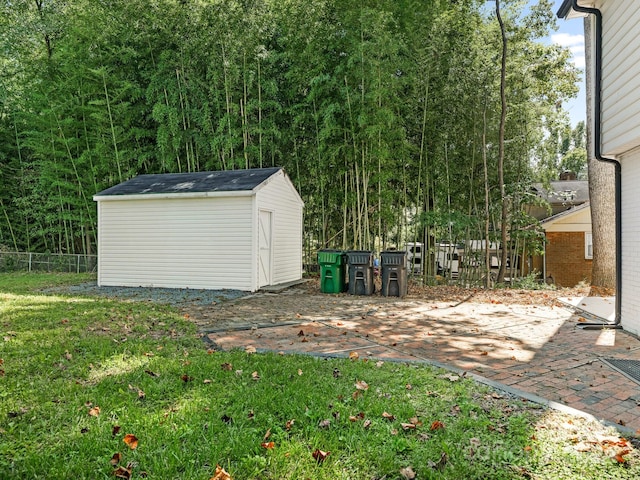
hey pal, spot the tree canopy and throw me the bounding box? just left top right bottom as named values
left=0, top=0, right=580, bottom=281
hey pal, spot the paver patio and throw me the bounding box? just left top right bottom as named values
left=202, top=291, right=640, bottom=433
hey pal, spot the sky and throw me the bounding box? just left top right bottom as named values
left=548, top=0, right=586, bottom=127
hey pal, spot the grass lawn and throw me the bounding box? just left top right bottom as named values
left=1, top=273, right=639, bottom=479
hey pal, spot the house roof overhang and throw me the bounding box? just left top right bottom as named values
left=557, top=0, right=594, bottom=19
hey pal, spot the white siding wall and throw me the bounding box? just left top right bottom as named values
left=600, top=2, right=640, bottom=155
left=97, top=196, right=255, bottom=290
left=620, top=148, right=640, bottom=335
left=255, top=171, right=303, bottom=286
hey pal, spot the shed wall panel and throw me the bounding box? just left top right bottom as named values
left=97, top=196, right=255, bottom=290
left=256, top=172, right=303, bottom=285
left=600, top=2, right=640, bottom=155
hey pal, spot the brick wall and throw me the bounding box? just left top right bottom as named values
left=545, top=231, right=592, bottom=287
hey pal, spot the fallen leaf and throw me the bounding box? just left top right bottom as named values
left=312, top=448, right=330, bottom=463
left=400, top=466, right=416, bottom=479
left=401, top=423, right=417, bottom=430
left=298, top=329, right=305, bottom=336
left=245, top=346, right=257, bottom=354
left=144, top=369, right=159, bottom=377
left=355, top=380, right=369, bottom=391
left=382, top=412, right=395, bottom=421
left=408, top=416, right=422, bottom=426
left=352, top=390, right=362, bottom=400
left=297, top=369, right=303, bottom=376
left=301, top=337, right=309, bottom=343
left=204, top=379, right=213, bottom=384
left=375, top=361, right=384, bottom=367
left=251, top=371, right=260, bottom=381
left=221, top=362, right=233, bottom=371
left=263, top=428, right=271, bottom=441
left=110, top=452, right=122, bottom=466
left=112, top=425, right=121, bottom=436
left=181, top=374, right=192, bottom=382
left=285, top=419, right=295, bottom=430
left=430, top=420, right=445, bottom=431
left=113, top=465, right=132, bottom=479
left=405, top=384, right=412, bottom=390
left=349, top=351, right=359, bottom=361
left=363, top=419, right=372, bottom=429
left=210, top=464, right=232, bottom=480
left=88, top=406, right=101, bottom=417
left=428, top=452, right=448, bottom=470
left=123, top=434, right=139, bottom=450
left=318, top=419, right=331, bottom=428
left=333, top=368, right=341, bottom=378
left=65, top=351, right=73, bottom=361
left=261, top=441, right=275, bottom=449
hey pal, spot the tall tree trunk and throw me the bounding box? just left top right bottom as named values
left=584, top=16, right=616, bottom=294
left=495, top=0, right=509, bottom=285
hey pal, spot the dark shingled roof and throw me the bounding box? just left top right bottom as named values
left=95, top=167, right=282, bottom=196
left=532, top=180, right=589, bottom=206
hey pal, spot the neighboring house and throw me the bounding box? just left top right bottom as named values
left=539, top=202, right=593, bottom=287
left=528, top=175, right=589, bottom=221
left=93, top=167, right=304, bottom=292
left=559, top=1, right=640, bottom=334
left=525, top=175, right=590, bottom=286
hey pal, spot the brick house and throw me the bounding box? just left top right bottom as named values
left=525, top=176, right=591, bottom=286
left=539, top=203, right=592, bottom=287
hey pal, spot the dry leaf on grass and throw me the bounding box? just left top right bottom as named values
left=312, top=448, right=330, bottom=464
left=123, top=434, right=139, bottom=450
left=210, top=464, right=232, bottom=480
left=400, top=466, right=416, bottom=479
left=355, top=380, right=369, bottom=391
left=88, top=406, right=100, bottom=417
left=110, top=452, right=122, bottom=466
left=113, top=465, right=132, bottom=479
left=430, top=420, right=445, bottom=431
left=428, top=452, right=448, bottom=470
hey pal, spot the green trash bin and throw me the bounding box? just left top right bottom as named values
left=318, top=249, right=347, bottom=293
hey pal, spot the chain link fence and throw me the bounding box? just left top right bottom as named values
left=0, top=252, right=97, bottom=274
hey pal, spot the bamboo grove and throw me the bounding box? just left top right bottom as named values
left=0, top=0, right=581, bottom=280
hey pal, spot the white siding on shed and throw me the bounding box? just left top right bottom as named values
left=255, top=171, right=303, bottom=286
left=620, top=147, right=640, bottom=335
left=97, top=196, right=255, bottom=290
left=600, top=2, right=640, bottom=155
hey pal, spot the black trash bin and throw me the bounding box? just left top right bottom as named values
left=381, top=251, right=408, bottom=297
left=346, top=250, right=374, bottom=295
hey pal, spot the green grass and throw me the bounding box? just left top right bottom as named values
left=1, top=273, right=638, bottom=479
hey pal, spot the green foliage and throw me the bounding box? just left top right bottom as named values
left=0, top=0, right=580, bottom=266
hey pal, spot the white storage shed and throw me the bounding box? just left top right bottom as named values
left=93, top=167, right=304, bottom=292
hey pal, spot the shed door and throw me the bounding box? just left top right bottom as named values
left=258, top=210, right=273, bottom=287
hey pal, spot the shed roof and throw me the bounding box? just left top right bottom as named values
left=95, top=167, right=282, bottom=197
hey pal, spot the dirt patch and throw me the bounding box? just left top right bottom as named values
left=182, top=278, right=589, bottom=333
